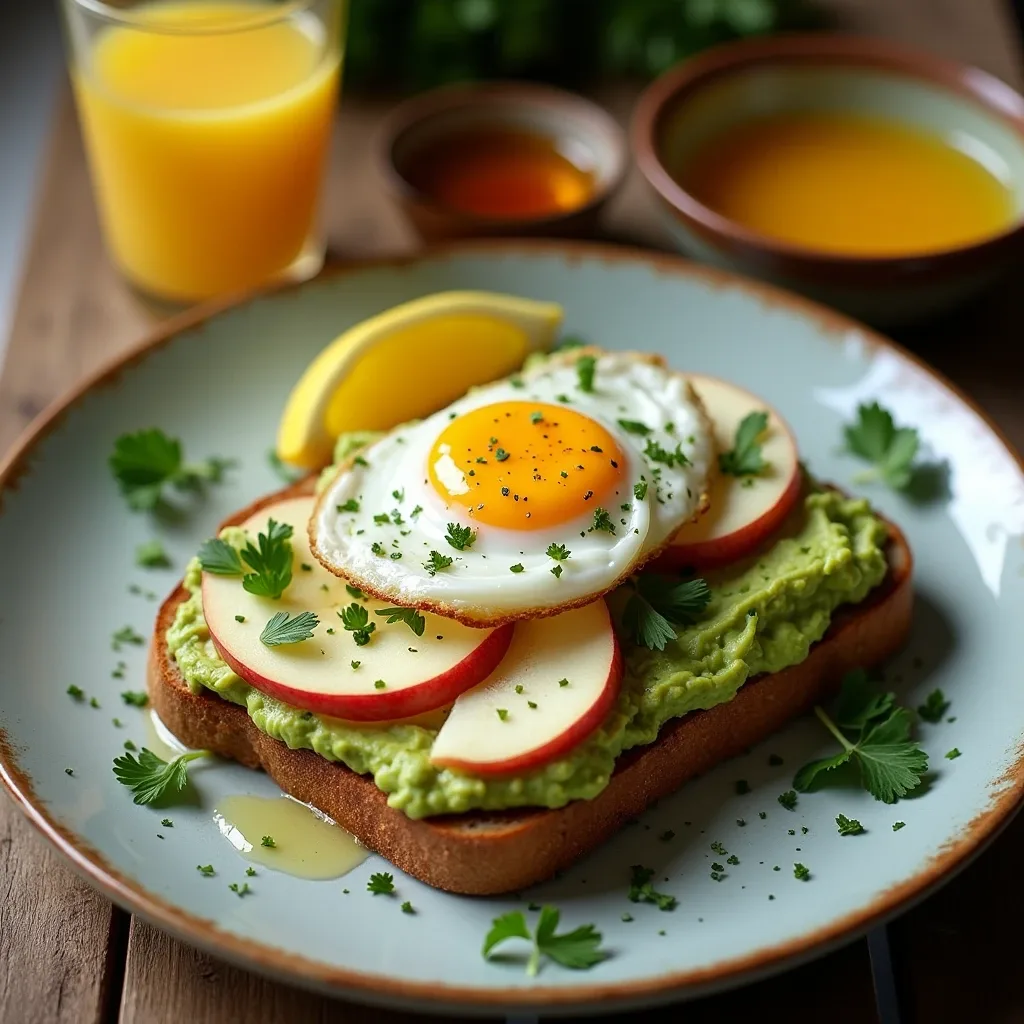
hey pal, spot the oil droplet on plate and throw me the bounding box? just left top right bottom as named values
left=213, top=794, right=368, bottom=880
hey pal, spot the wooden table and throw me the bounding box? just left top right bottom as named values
left=2, top=2, right=1023, bottom=1021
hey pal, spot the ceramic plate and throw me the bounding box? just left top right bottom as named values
left=1, top=242, right=1022, bottom=1017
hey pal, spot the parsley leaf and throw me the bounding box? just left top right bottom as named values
left=375, top=606, right=425, bottom=636
left=367, top=871, right=395, bottom=895
left=778, top=790, right=797, bottom=810
left=836, top=813, right=864, bottom=836
left=719, top=411, right=769, bottom=476
left=112, top=747, right=206, bottom=805
left=843, top=401, right=920, bottom=489
left=794, top=863, right=811, bottom=881
left=794, top=674, right=928, bottom=802
left=239, top=519, right=294, bottom=599
left=546, top=542, right=570, bottom=561
left=576, top=354, right=597, bottom=393
left=917, top=688, right=950, bottom=724
left=620, top=575, right=711, bottom=651
left=633, top=479, right=648, bottom=501
left=617, top=419, right=651, bottom=436
left=109, top=429, right=230, bottom=510
left=483, top=907, right=605, bottom=976
left=644, top=438, right=690, bottom=468
left=423, top=550, right=453, bottom=576
left=259, top=611, right=318, bottom=647
left=445, top=522, right=476, bottom=551
left=627, top=864, right=677, bottom=910
left=135, top=540, right=171, bottom=568
left=197, top=538, right=244, bottom=576
left=591, top=508, right=615, bottom=533
left=339, top=603, right=376, bottom=646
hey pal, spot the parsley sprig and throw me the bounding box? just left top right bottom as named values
left=793, top=671, right=928, bottom=803
left=112, top=747, right=207, bottom=805
left=445, top=522, right=476, bottom=551
left=644, top=438, right=690, bottom=468
left=423, top=550, right=453, bottom=576
left=198, top=519, right=294, bottom=599
left=483, top=906, right=605, bottom=975
left=260, top=611, right=318, bottom=646
left=843, top=402, right=920, bottom=490
left=620, top=574, right=711, bottom=651
left=110, top=428, right=231, bottom=511
left=375, top=606, right=425, bottom=636
left=719, top=411, right=769, bottom=476
left=627, top=864, right=677, bottom=910
left=367, top=871, right=395, bottom=894
left=339, top=603, right=376, bottom=646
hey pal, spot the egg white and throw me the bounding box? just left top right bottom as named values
left=310, top=351, right=713, bottom=625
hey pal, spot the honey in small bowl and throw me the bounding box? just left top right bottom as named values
left=401, top=127, right=597, bottom=221
left=676, top=111, right=1015, bottom=257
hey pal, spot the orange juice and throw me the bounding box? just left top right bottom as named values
left=72, top=1, right=342, bottom=302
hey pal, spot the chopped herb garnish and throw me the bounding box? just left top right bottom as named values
left=576, top=354, right=597, bottom=393
left=135, top=540, right=171, bottom=568
left=546, top=543, right=570, bottom=561
left=496, top=708, right=509, bottom=721
left=483, top=906, right=605, bottom=975
left=197, top=864, right=215, bottom=876
left=558, top=678, right=569, bottom=687
left=627, top=864, right=677, bottom=911
left=371, top=541, right=386, bottom=556
left=260, top=610, right=318, bottom=647
left=423, top=550, right=453, bottom=576
left=337, top=499, right=360, bottom=513
left=617, top=419, right=651, bottom=436
left=64, top=768, right=73, bottom=776
left=892, top=821, right=906, bottom=831
left=373, top=513, right=391, bottom=525
left=445, top=522, right=476, bottom=551
left=340, top=603, right=376, bottom=646
left=777, top=790, right=797, bottom=811
left=843, top=401, right=920, bottom=490
left=350, top=660, right=360, bottom=669
left=374, top=606, right=425, bottom=636
left=234, top=614, right=245, bottom=623
left=793, top=863, right=810, bottom=881
left=527, top=700, right=538, bottom=709
left=945, top=747, right=962, bottom=760
left=367, top=871, right=395, bottom=894
left=67, top=684, right=84, bottom=701
left=495, top=448, right=510, bottom=462
left=918, top=688, right=950, bottom=723
left=633, top=479, right=648, bottom=501
left=551, top=564, right=563, bottom=578
left=515, top=684, right=524, bottom=694
left=112, top=747, right=206, bottom=805
left=644, top=438, right=690, bottom=468
left=401, top=901, right=415, bottom=914
left=246, top=867, right=256, bottom=876
left=836, top=814, right=864, bottom=836
left=120, top=691, right=149, bottom=707
left=710, top=840, right=727, bottom=855
left=719, top=411, right=769, bottom=476
left=374, top=680, right=387, bottom=690
left=620, top=574, right=711, bottom=651
left=530, top=411, right=544, bottom=424
left=510, top=563, right=525, bottom=573
left=109, top=428, right=230, bottom=511
left=793, top=671, right=928, bottom=803
left=112, top=626, right=145, bottom=651
left=229, top=882, right=251, bottom=897
left=591, top=508, right=615, bottom=533
left=261, top=835, right=276, bottom=848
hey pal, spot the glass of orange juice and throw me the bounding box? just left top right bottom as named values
left=62, top=0, right=346, bottom=306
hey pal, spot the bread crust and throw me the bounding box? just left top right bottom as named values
left=150, top=483, right=912, bottom=895
left=306, top=348, right=715, bottom=629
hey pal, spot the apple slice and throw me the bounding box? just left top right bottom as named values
left=429, top=600, right=621, bottom=776
left=657, top=375, right=802, bottom=571
left=202, top=496, right=512, bottom=721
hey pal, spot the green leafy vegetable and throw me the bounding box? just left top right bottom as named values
left=135, top=540, right=171, bottom=568
left=835, top=814, right=864, bottom=836
left=109, top=428, right=230, bottom=510
left=576, top=354, right=597, bottom=393
left=112, top=747, right=206, bottom=805
left=339, top=602, right=376, bottom=646
left=260, top=611, right=318, bottom=647
left=620, top=574, right=711, bottom=651
left=367, top=871, right=395, bottom=894
left=482, top=907, right=605, bottom=975
left=917, top=688, right=950, bottom=724
left=793, top=673, right=928, bottom=803
left=627, top=864, right=677, bottom=911
left=843, top=401, right=920, bottom=489
left=423, top=550, right=453, bottom=576
left=375, top=606, right=425, bottom=636
left=719, top=411, right=769, bottom=476
left=445, top=522, right=476, bottom=551
left=239, top=520, right=294, bottom=599
left=197, top=538, right=244, bottom=576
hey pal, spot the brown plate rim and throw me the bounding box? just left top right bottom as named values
left=0, top=238, right=1022, bottom=1012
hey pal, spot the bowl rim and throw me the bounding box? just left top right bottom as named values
left=375, top=79, right=629, bottom=229
left=631, top=32, right=1024, bottom=274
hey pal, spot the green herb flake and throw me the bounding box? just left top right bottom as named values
left=576, top=354, right=597, bottom=393
left=892, top=821, right=906, bottom=831
left=627, top=864, right=676, bottom=911
left=945, top=747, right=962, bottom=760
left=510, top=563, right=525, bottom=573
left=793, top=863, right=810, bottom=881
left=777, top=790, right=797, bottom=811
left=918, top=688, right=951, bottom=723
left=836, top=814, right=864, bottom=836
left=367, top=871, right=395, bottom=895
left=135, top=540, right=171, bottom=569
left=261, top=835, right=276, bottom=848
left=120, top=690, right=149, bottom=707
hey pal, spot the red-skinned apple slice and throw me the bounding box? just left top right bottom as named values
left=429, top=599, right=621, bottom=776
left=657, top=375, right=802, bottom=571
left=202, top=496, right=512, bottom=721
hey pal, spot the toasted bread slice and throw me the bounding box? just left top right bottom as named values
left=148, top=481, right=912, bottom=896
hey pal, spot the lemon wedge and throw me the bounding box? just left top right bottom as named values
left=276, top=291, right=563, bottom=469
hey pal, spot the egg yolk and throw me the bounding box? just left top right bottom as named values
left=428, top=401, right=626, bottom=530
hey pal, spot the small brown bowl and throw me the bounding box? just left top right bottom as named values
left=632, top=34, right=1024, bottom=325
left=377, top=82, right=627, bottom=241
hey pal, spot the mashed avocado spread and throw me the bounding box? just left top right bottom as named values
left=167, top=459, right=888, bottom=819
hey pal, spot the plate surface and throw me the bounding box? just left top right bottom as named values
left=1, top=241, right=1023, bottom=1016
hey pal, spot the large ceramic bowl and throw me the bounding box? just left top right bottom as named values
left=632, top=34, right=1024, bottom=325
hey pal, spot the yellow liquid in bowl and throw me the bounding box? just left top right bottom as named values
left=73, top=1, right=340, bottom=302
left=677, top=112, right=1015, bottom=257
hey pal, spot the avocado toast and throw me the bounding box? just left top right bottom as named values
left=149, top=349, right=912, bottom=894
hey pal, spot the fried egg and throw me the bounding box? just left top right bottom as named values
left=310, top=350, right=713, bottom=625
